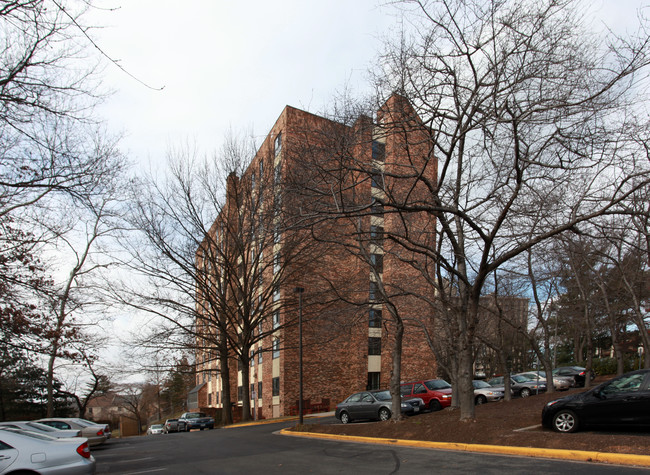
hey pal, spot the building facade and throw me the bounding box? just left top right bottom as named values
left=194, top=95, right=439, bottom=420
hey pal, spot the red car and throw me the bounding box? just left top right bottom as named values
left=400, top=379, right=452, bottom=411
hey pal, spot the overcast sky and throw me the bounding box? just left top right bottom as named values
left=90, top=0, right=648, bottom=172
left=90, top=0, right=399, bottom=169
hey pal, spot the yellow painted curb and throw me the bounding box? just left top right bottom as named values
left=279, top=429, right=650, bottom=468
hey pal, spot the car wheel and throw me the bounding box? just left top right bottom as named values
left=429, top=400, right=442, bottom=412
left=340, top=411, right=351, bottom=424
left=379, top=407, right=391, bottom=421
left=520, top=388, right=531, bottom=398
left=475, top=395, right=487, bottom=405
left=552, top=410, right=579, bottom=433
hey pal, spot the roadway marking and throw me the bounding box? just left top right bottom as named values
left=122, top=469, right=167, bottom=474
left=108, top=457, right=155, bottom=464
left=513, top=424, right=542, bottom=432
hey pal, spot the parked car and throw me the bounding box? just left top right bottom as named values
left=36, top=418, right=107, bottom=446
left=74, top=418, right=111, bottom=439
left=472, top=380, right=504, bottom=404
left=0, top=427, right=95, bottom=474
left=178, top=412, right=214, bottom=431
left=0, top=421, right=80, bottom=439
left=400, top=379, right=453, bottom=411
left=552, top=366, right=595, bottom=387
left=487, top=374, right=546, bottom=398
left=164, top=418, right=180, bottom=433
left=516, top=371, right=572, bottom=391
left=542, top=369, right=650, bottom=433
left=146, top=424, right=164, bottom=435
left=335, top=390, right=422, bottom=424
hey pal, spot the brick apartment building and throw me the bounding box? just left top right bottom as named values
left=193, top=95, right=439, bottom=420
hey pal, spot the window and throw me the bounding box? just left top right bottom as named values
left=371, top=167, right=382, bottom=189
left=413, top=383, right=427, bottom=394
left=208, top=393, right=212, bottom=405
left=251, top=172, right=256, bottom=190
left=260, top=159, right=264, bottom=178
left=370, top=281, right=380, bottom=301
left=275, top=133, right=282, bottom=156
left=370, top=253, right=383, bottom=273
left=372, top=140, right=385, bottom=162
left=272, top=376, right=280, bottom=396
left=371, top=197, right=384, bottom=215
left=258, top=382, right=262, bottom=398
left=369, top=308, right=382, bottom=327
left=273, top=311, right=280, bottom=329
left=273, top=288, right=280, bottom=302
left=368, top=337, right=381, bottom=355
left=251, top=383, right=255, bottom=398
left=370, top=225, right=384, bottom=246
left=250, top=349, right=255, bottom=367
left=273, top=338, right=280, bottom=359
left=273, top=253, right=281, bottom=274
left=274, top=225, right=281, bottom=243
left=274, top=164, right=282, bottom=185
left=367, top=372, right=380, bottom=390
left=258, top=348, right=263, bottom=364
left=237, top=385, right=243, bottom=402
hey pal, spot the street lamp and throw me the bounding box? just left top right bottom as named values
left=295, top=287, right=304, bottom=425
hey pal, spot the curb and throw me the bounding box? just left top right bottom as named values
left=224, top=412, right=334, bottom=429
left=279, top=429, right=650, bottom=468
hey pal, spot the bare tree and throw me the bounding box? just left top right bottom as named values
left=116, top=134, right=319, bottom=423
left=311, top=0, right=650, bottom=421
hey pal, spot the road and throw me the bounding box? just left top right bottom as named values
left=92, top=417, right=648, bottom=474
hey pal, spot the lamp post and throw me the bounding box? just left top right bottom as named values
left=295, top=287, right=304, bottom=425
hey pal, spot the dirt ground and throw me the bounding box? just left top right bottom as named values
left=294, top=378, right=650, bottom=456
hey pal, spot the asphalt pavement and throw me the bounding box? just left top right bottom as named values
left=91, top=414, right=650, bottom=474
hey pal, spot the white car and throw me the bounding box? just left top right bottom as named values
left=36, top=418, right=107, bottom=446
left=147, top=424, right=164, bottom=435
left=73, top=419, right=112, bottom=439
left=0, top=421, right=80, bottom=439
left=516, top=371, right=572, bottom=391
left=472, top=380, right=504, bottom=404
left=0, top=428, right=95, bottom=474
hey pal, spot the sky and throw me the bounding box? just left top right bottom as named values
left=88, top=0, right=649, bottom=172
left=90, top=0, right=399, bottom=169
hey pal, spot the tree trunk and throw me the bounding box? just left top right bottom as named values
left=219, top=336, right=233, bottom=425
left=240, top=353, right=251, bottom=422
left=389, top=316, right=404, bottom=422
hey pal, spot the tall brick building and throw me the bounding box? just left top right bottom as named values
left=194, top=95, right=439, bottom=420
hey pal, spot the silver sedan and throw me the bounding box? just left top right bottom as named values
left=0, top=428, right=95, bottom=474
left=0, top=421, right=80, bottom=439
left=36, top=418, right=107, bottom=446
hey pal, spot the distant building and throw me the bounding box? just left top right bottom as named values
left=195, top=95, right=439, bottom=419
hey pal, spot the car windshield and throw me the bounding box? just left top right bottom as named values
left=425, top=380, right=451, bottom=390
left=152, top=424, right=163, bottom=429
left=26, top=422, right=55, bottom=432
left=488, top=377, right=503, bottom=385
left=186, top=413, right=206, bottom=419
left=473, top=380, right=491, bottom=389
left=512, top=375, right=532, bottom=383
left=373, top=390, right=391, bottom=401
